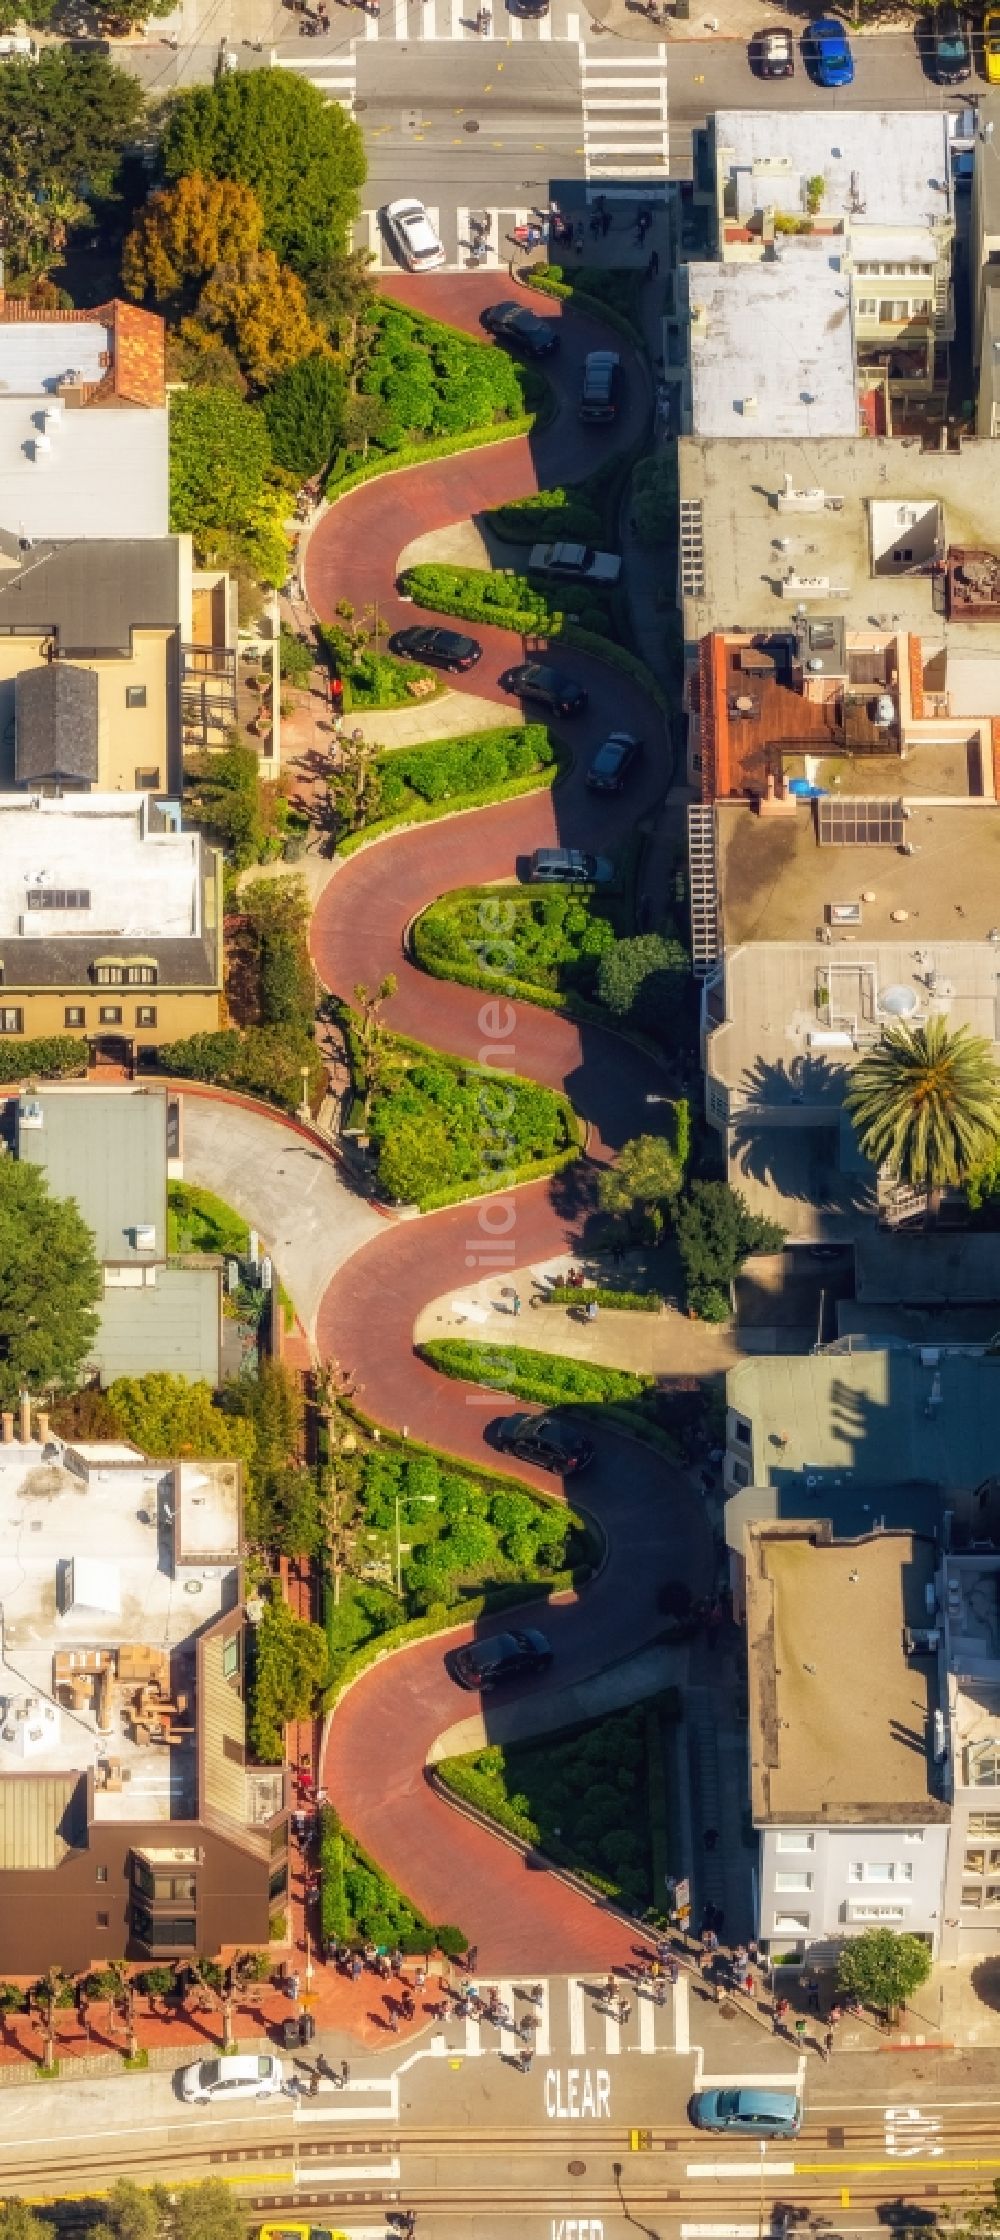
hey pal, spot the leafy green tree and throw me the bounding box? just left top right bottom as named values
left=0, top=51, right=143, bottom=205
left=259, top=932, right=314, bottom=1029
left=599, top=1133, right=685, bottom=1234
left=195, top=249, right=327, bottom=388
left=169, top=387, right=274, bottom=557
left=248, top=1592, right=328, bottom=1761
left=0, top=2203, right=53, bottom=2240
left=171, top=2179, right=249, bottom=2240
left=279, top=627, right=315, bottom=688
left=596, top=933, right=689, bottom=1033
left=241, top=1359, right=302, bottom=1485
left=160, top=70, right=365, bottom=281
left=836, top=1927, right=932, bottom=2017
left=0, top=1163, right=100, bottom=1404
left=261, top=352, right=346, bottom=480
left=846, top=1017, right=1000, bottom=1193
left=183, top=744, right=263, bottom=868
left=105, top=1373, right=256, bottom=1469
left=674, top=1181, right=785, bottom=1319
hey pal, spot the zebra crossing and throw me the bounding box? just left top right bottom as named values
left=581, top=40, right=670, bottom=185
left=358, top=203, right=534, bottom=270
left=437, top=1974, right=680, bottom=2059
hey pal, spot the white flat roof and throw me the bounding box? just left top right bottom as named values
left=0, top=794, right=201, bottom=942
left=0, top=322, right=111, bottom=395
left=0, top=402, right=168, bottom=541
left=716, top=108, right=953, bottom=230
left=688, top=253, right=857, bottom=440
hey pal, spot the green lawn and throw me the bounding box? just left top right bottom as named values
left=167, top=1181, right=248, bottom=1257
left=365, top=1045, right=579, bottom=1210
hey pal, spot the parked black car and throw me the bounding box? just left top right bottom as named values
left=451, top=1627, right=553, bottom=1690
left=499, top=661, right=588, bottom=716
left=389, top=624, right=483, bottom=673
left=482, top=300, right=559, bottom=355
left=579, top=350, right=622, bottom=424
left=750, top=25, right=794, bottom=73
left=925, top=1, right=971, bottom=78
left=486, top=1410, right=594, bottom=1473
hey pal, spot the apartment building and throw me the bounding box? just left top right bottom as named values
left=0, top=298, right=168, bottom=542
left=746, top=1518, right=950, bottom=1962
left=708, top=111, right=955, bottom=430
left=0, top=1407, right=286, bottom=1974
left=0, top=791, right=222, bottom=1062
left=13, top=1086, right=222, bottom=1386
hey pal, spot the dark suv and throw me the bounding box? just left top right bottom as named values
left=486, top=1410, right=594, bottom=1473
left=926, top=1, right=971, bottom=78
left=579, top=350, right=622, bottom=424
left=452, top=1627, right=553, bottom=1690
left=498, top=661, right=588, bottom=716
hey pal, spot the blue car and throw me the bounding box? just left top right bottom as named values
left=689, top=2088, right=802, bottom=2138
left=805, top=14, right=854, bottom=82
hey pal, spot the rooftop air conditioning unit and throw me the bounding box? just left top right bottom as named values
left=17, top=1098, right=42, bottom=1129
left=905, top=1627, right=940, bottom=1655
left=132, top=1224, right=156, bottom=1253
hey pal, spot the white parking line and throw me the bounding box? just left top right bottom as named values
left=687, top=2164, right=797, bottom=2181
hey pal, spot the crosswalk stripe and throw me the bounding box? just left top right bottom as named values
left=638, top=1990, right=657, bottom=2055
left=568, top=1976, right=587, bottom=2055
left=534, top=1982, right=551, bottom=2058
left=604, top=1999, right=621, bottom=2057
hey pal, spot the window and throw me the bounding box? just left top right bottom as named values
left=64, top=1006, right=85, bottom=1028
left=96, top=1865, right=108, bottom=1884
left=892, top=549, right=913, bottom=564
left=125, top=685, right=147, bottom=709
left=131, top=1905, right=196, bottom=1950
left=136, top=1006, right=157, bottom=1029
left=730, top=1460, right=750, bottom=1488
left=125, top=964, right=157, bottom=986
left=0, top=1009, right=22, bottom=1034
left=734, top=1417, right=752, bottom=1448
left=774, top=1871, right=813, bottom=1891
left=849, top=1861, right=912, bottom=1884
left=969, top=1740, right=1000, bottom=1786
left=963, top=1883, right=983, bottom=1910
left=99, top=1005, right=123, bottom=1025
left=969, top=1814, right=1000, bottom=1834
left=858, top=297, right=878, bottom=316
left=25, top=887, right=90, bottom=912
left=96, top=1912, right=110, bottom=1929
left=879, top=300, right=910, bottom=322
left=776, top=1831, right=814, bottom=1853
left=966, top=1847, right=986, bottom=1875
left=95, top=964, right=124, bottom=986
left=773, top=1912, right=810, bottom=1932
left=222, top=1635, right=240, bottom=1680
left=269, top=1863, right=288, bottom=1902
left=134, top=767, right=160, bottom=790
left=987, top=1883, right=1000, bottom=1907
left=902, top=1830, right=925, bottom=1844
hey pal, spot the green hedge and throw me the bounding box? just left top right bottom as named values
left=326, top=413, right=535, bottom=501
left=0, top=1036, right=88, bottom=1084
left=401, top=560, right=614, bottom=640
left=317, top=624, right=439, bottom=712
left=156, top=1026, right=324, bottom=1115
left=337, top=762, right=561, bottom=858
left=521, top=265, right=645, bottom=353
left=545, top=1285, right=663, bottom=1311
left=319, top=1800, right=447, bottom=1955
left=487, top=453, right=626, bottom=549
left=419, top=1337, right=655, bottom=1412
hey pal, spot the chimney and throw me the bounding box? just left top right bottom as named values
left=36, top=1410, right=49, bottom=1444
left=1, top=1414, right=13, bottom=1445
left=18, top=1391, right=31, bottom=1443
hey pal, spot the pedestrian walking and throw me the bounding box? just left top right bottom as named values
left=806, top=1976, right=821, bottom=2012
left=527, top=1982, right=544, bottom=2004
left=466, top=1946, right=479, bottom=1973
left=604, top=1971, right=617, bottom=2005
left=822, top=2027, right=835, bottom=2062
left=387, top=2005, right=399, bottom=2034
left=511, top=1293, right=521, bottom=1316
left=829, top=2003, right=842, bottom=2025
left=587, top=1298, right=599, bottom=1321
left=774, top=1996, right=789, bottom=2035
left=646, top=248, right=659, bottom=278
left=521, top=2045, right=534, bottom=2073
left=401, top=1992, right=415, bottom=2022
left=601, top=209, right=612, bottom=237
left=589, top=212, right=601, bottom=239
left=666, top=1958, right=679, bottom=1985
left=414, top=1965, right=427, bottom=1992
left=734, top=1945, right=748, bottom=1973
left=351, top=1953, right=363, bottom=1982
left=391, top=1945, right=404, bottom=1975
left=743, top=1972, right=755, bottom=1999
left=618, top=1996, right=632, bottom=2027
left=308, top=2069, right=321, bottom=2098
left=794, top=2016, right=808, bottom=2044
left=286, top=1970, right=300, bottom=2002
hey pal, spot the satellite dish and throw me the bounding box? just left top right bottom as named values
left=880, top=984, right=919, bottom=1018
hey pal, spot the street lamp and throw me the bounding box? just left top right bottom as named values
left=611, top=2161, right=661, bottom=2240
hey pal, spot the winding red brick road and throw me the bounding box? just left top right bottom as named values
left=305, top=278, right=708, bottom=1970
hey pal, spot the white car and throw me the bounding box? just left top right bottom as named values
left=383, top=199, right=446, bottom=273
left=180, top=2052, right=285, bottom=2105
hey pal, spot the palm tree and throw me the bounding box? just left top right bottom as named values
left=845, top=1018, right=1000, bottom=1191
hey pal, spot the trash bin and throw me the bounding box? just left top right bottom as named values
left=282, top=2015, right=303, bottom=2051
left=300, top=2010, right=316, bottom=2045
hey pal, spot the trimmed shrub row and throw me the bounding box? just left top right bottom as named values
left=401, top=559, right=614, bottom=640
left=418, top=1337, right=655, bottom=1411
left=325, top=412, right=535, bottom=502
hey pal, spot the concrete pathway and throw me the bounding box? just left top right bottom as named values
left=414, top=1254, right=739, bottom=1379
left=179, top=1093, right=389, bottom=1346
left=347, top=688, right=514, bottom=749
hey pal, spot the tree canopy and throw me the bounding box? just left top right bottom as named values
left=168, top=386, right=286, bottom=585
left=160, top=70, right=366, bottom=280
left=0, top=50, right=143, bottom=205
left=836, top=1927, right=932, bottom=2016
left=845, top=1017, right=1000, bottom=1191
left=123, top=172, right=265, bottom=310
left=595, top=932, right=690, bottom=1034
left=261, top=351, right=346, bottom=479
left=598, top=1133, right=685, bottom=1225
left=0, top=1162, right=100, bottom=1404
left=674, top=1181, right=785, bottom=1320
left=196, top=248, right=327, bottom=386
left=103, top=1374, right=256, bottom=1469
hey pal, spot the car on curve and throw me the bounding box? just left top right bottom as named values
left=528, top=541, right=622, bottom=583
left=389, top=624, right=482, bottom=673
left=803, top=15, right=854, bottom=82
left=529, top=847, right=614, bottom=885
left=487, top=1409, right=594, bottom=1472
left=180, top=2053, right=285, bottom=2105
left=689, top=2088, right=802, bottom=2137
left=499, top=661, right=588, bottom=716
left=452, top=1627, right=553, bottom=1689
left=586, top=732, right=641, bottom=793
left=481, top=300, right=559, bottom=356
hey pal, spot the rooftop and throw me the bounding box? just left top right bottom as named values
left=0, top=1438, right=240, bottom=1823
left=856, top=1231, right=1000, bottom=1306
left=717, top=796, right=1000, bottom=944
left=0, top=407, right=167, bottom=542
left=728, top=1345, right=1000, bottom=1493
left=699, top=629, right=922, bottom=803
left=679, top=438, right=1000, bottom=649
left=715, top=108, right=953, bottom=232
left=686, top=253, right=857, bottom=440
left=0, top=540, right=185, bottom=657
left=91, top=1266, right=222, bottom=1387
left=747, top=1522, right=944, bottom=1823
left=0, top=793, right=204, bottom=946
left=0, top=301, right=165, bottom=409
left=14, top=1087, right=167, bottom=1265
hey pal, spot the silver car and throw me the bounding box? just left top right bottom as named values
left=180, top=2052, right=285, bottom=2104
left=383, top=198, right=446, bottom=272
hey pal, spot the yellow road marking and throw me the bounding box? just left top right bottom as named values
left=795, top=2160, right=1000, bottom=2177
left=840, top=2190, right=851, bottom=2208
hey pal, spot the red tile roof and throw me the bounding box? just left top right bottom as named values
left=0, top=294, right=165, bottom=408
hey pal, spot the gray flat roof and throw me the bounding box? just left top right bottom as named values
left=856, top=1231, right=1000, bottom=1305
left=92, top=1266, right=221, bottom=1385
left=0, top=405, right=167, bottom=541
left=679, top=437, right=1000, bottom=647
left=15, top=1086, right=167, bottom=1264
left=0, top=319, right=111, bottom=395
left=728, top=1346, right=1000, bottom=1491
left=0, top=539, right=182, bottom=654
left=747, top=1521, right=944, bottom=1823
left=687, top=253, right=857, bottom=440
left=715, top=108, right=953, bottom=230
left=717, top=796, right=1000, bottom=945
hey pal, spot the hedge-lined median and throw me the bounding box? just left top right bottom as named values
left=486, top=454, right=626, bottom=549
left=545, top=1285, right=663, bottom=1312
left=521, top=264, right=646, bottom=353
left=335, top=723, right=565, bottom=855
left=319, top=1800, right=464, bottom=1955
left=401, top=559, right=615, bottom=640
left=326, top=299, right=547, bottom=496
left=324, top=412, right=536, bottom=506
left=419, top=1337, right=654, bottom=1412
